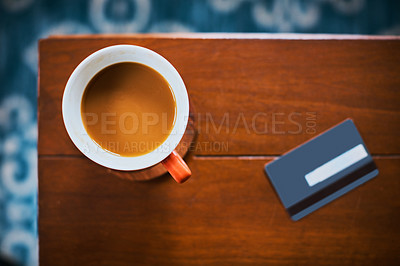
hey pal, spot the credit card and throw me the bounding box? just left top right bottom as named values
left=264, top=119, right=378, bottom=221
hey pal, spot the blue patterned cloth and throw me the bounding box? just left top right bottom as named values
left=0, top=0, right=399, bottom=265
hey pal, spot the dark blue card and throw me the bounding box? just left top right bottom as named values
left=265, top=119, right=378, bottom=221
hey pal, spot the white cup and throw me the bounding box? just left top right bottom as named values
left=62, top=45, right=191, bottom=183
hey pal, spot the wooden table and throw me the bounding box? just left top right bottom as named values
left=39, top=34, right=400, bottom=265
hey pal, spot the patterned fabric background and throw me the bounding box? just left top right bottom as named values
left=0, top=0, right=399, bottom=265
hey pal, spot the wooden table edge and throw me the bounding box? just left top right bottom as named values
left=41, top=33, right=400, bottom=41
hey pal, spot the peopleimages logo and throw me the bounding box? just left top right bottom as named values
left=81, top=111, right=318, bottom=154
left=83, top=111, right=318, bottom=135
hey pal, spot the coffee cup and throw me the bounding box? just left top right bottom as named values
left=62, top=45, right=191, bottom=183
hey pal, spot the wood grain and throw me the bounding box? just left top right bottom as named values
left=38, top=35, right=400, bottom=265
left=39, top=36, right=400, bottom=156
left=38, top=157, right=400, bottom=265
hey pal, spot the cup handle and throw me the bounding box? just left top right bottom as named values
left=161, top=150, right=191, bottom=183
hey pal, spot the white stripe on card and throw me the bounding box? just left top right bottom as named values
left=305, top=144, right=368, bottom=187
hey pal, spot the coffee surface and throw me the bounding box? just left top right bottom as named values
left=81, top=62, right=176, bottom=157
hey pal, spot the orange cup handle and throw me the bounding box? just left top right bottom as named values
left=162, top=150, right=191, bottom=183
